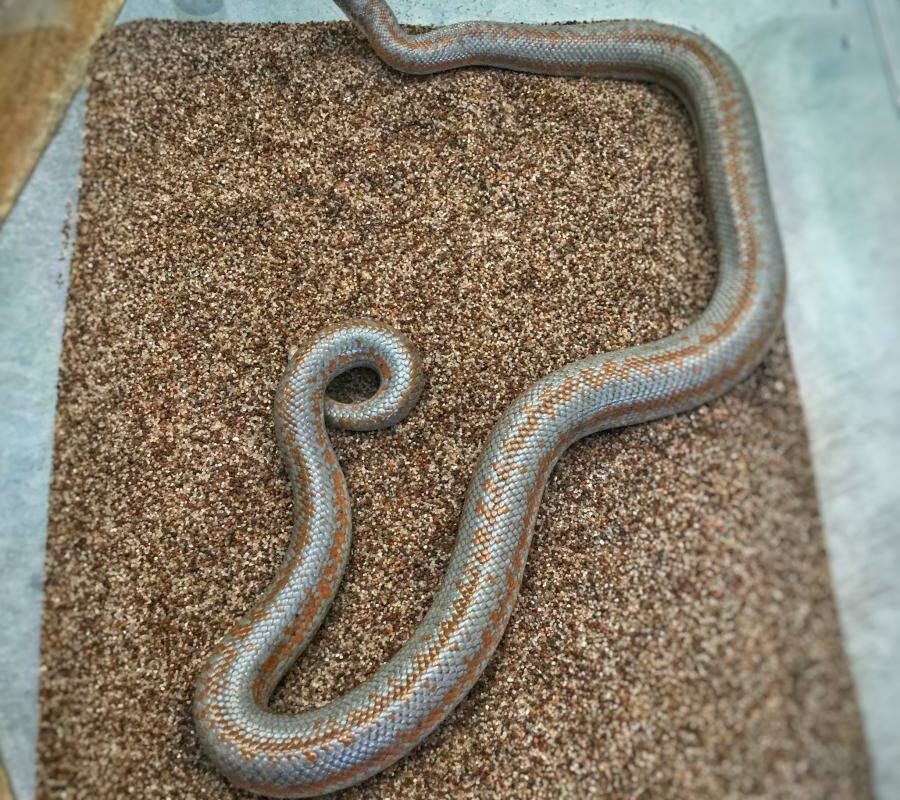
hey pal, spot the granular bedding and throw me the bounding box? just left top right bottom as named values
left=38, top=20, right=871, bottom=799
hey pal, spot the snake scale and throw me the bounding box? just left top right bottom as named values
left=192, top=0, right=786, bottom=796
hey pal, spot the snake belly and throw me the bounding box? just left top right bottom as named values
left=192, top=1, right=786, bottom=796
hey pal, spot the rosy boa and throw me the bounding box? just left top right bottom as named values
left=193, top=1, right=786, bottom=796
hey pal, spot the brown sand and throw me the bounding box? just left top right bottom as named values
left=38, top=20, right=871, bottom=800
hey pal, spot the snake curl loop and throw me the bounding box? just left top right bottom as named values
left=193, top=1, right=786, bottom=796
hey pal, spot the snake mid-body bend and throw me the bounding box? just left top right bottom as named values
left=193, top=1, right=786, bottom=796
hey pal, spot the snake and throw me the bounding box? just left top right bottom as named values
left=192, top=0, right=786, bottom=796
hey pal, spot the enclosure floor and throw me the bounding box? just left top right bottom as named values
left=33, top=20, right=871, bottom=800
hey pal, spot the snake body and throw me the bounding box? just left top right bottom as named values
left=193, top=1, right=786, bottom=796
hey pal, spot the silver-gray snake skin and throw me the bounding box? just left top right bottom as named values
left=193, top=1, right=786, bottom=795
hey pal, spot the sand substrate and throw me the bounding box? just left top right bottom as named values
left=38, top=20, right=871, bottom=799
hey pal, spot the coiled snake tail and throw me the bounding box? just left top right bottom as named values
left=194, top=321, right=425, bottom=790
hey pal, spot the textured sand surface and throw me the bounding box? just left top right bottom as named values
left=38, top=20, right=871, bottom=799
